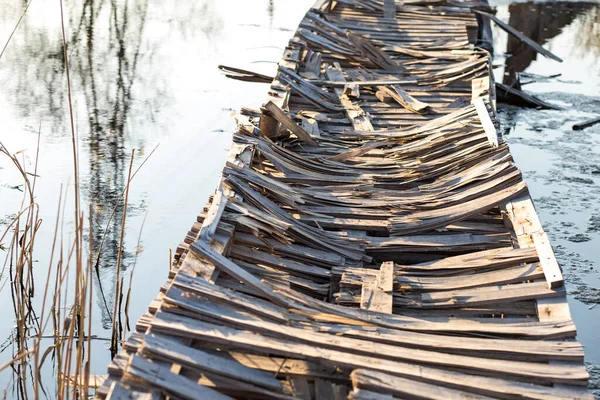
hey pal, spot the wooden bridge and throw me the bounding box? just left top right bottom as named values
left=96, top=0, right=591, bottom=398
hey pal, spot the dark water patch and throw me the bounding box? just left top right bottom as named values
left=571, top=285, right=600, bottom=304
left=588, top=214, right=600, bottom=232
left=569, top=233, right=593, bottom=243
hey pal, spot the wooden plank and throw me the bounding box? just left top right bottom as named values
left=140, top=333, right=282, bottom=391
left=532, top=231, right=564, bottom=289
left=471, top=76, right=489, bottom=100
left=325, top=63, right=374, bottom=131
left=473, top=97, right=498, bottom=147
left=199, top=188, right=227, bottom=243
left=151, top=312, right=590, bottom=394
left=264, top=101, right=319, bottom=146
left=351, top=369, right=494, bottom=400
left=504, top=194, right=564, bottom=288
left=125, top=355, right=234, bottom=400
left=106, top=381, right=160, bottom=400
left=473, top=10, right=563, bottom=62
left=362, top=261, right=394, bottom=314
left=190, top=240, right=294, bottom=308
left=153, top=297, right=586, bottom=385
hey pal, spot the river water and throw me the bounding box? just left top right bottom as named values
left=0, top=0, right=598, bottom=397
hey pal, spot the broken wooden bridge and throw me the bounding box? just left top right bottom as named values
left=97, top=0, right=592, bottom=398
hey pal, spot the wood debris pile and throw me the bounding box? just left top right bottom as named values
left=97, top=0, right=590, bottom=398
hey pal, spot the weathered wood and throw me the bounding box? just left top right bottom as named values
left=325, top=63, right=374, bottom=131
left=573, top=116, right=600, bottom=130
left=99, top=1, right=588, bottom=398
left=360, top=261, right=393, bottom=313
left=351, top=369, right=495, bottom=400
left=125, top=355, right=234, bottom=400
left=140, top=333, right=282, bottom=391
left=473, top=9, right=563, bottom=62
left=264, top=101, right=319, bottom=146
left=379, top=85, right=431, bottom=114
left=106, top=381, right=160, bottom=400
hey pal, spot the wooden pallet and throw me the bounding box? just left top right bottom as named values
left=96, top=0, right=591, bottom=399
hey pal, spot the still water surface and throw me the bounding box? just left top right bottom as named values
left=0, top=0, right=599, bottom=396
left=0, top=0, right=314, bottom=393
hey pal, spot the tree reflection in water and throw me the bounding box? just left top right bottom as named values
left=69, top=0, right=150, bottom=329
left=503, top=1, right=598, bottom=83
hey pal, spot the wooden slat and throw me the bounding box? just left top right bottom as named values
left=264, top=101, right=319, bottom=145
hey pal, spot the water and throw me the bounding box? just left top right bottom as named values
left=492, top=1, right=600, bottom=395
left=0, top=0, right=314, bottom=394
left=0, top=0, right=599, bottom=397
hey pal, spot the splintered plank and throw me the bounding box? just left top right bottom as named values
left=139, top=334, right=282, bottom=391
left=360, top=261, right=394, bottom=313
left=351, top=369, right=494, bottom=400
left=124, top=355, right=233, bottom=400
left=264, top=101, right=319, bottom=145
left=397, top=262, right=545, bottom=291
left=414, top=281, right=566, bottom=309
left=190, top=240, right=293, bottom=308
left=473, top=97, right=499, bottom=147
left=150, top=312, right=589, bottom=393
left=504, top=193, right=564, bottom=288
left=379, top=85, right=431, bottom=114
left=325, top=63, right=374, bottom=131
left=472, top=10, right=562, bottom=62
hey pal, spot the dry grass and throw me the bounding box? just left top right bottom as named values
left=0, top=132, right=144, bottom=399
left=0, top=3, right=149, bottom=398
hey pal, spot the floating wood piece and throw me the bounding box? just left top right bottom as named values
left=264, top=101, right=318, bottom=146
left=496, top=82, right=560, bottom=110
left=473, top=10, right=563, bottom=62
left=573, top=116, right=600, bottom=130
left=218, top=65, right=273, bottom=83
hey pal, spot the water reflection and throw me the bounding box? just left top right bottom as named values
left=70, top=0, right=150, bottom=328
left=2, top=0, right=163, bottom=329
left=503, top=1, right=598, bottom=84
